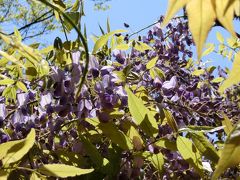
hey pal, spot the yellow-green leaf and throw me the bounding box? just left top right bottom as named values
left=0, top=50, right=25, bottom=68
left=219, top=52, right=240, bottom=93
left=192, top=69, right=205, bottom=76
left=148, top=153, right=164, bottom=173
left=222, top=113, right=233, bottom=135
left=177, top=136, right=203, bottom=176
left=189, top=132, right=219, bottom=164
left=216, top=32, right=224, bottom=43
left=162, top=0, right=190, bottom=27
left=211, top=77, right=224, bottom=83
left=146, top=56, right=158, bottom=69
left=216, top=0, right=236, bottom=37
left=114, top=43, right=130, bottom=50
left=186, top=0, right=216, bottom=59
left=0, top=78, right=15, bottom=86
left=163, top=109, right=178, bottom=133
left=134, top=41, right=153, bottom=52
left=1, top=128, right=35, bottom=165
left=92, top=29, right=126, bottom=54
left=16, top=81, right=28, bottom=92
left=212, top=123, right=240, bottom=179
left=125, top=86, right=158, bottom=137
left=202, top=43, right=215, bottom=56
left=38, top=164, right=94, bottom=178
left=98, top=122, right=133, bottom=150
left=155, top=138, right=177, bottom=151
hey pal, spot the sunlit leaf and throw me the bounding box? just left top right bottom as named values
left=146, top=56, right=158, bottom=69
left=147, top=153, right=164, bottom=174
left=92, top=29, right=126, bottom=54
left=219, top=52, right=240, bottom=93
left=125, top=86, right=158, bottom=137
left=216, top=32, right=224, bottom=44
left=212, top=123, right=240, bottom=179
left=16, top=81, right=28, bottom=92
left=186, top=0, right=216, bottom=59
left=211, top=77, right=224, bottom=83
left=134, top=41, right=153, bottom=52
left=216, top=0, right=236, bottom=37
left=1, top=129, right=35, bottom=165
left=222, top=113, right=234, bottom=135
left=177, top=136, right=203, bottom=176
left=192, top=69, right=205, bottom=76
left=162, top=0, right=190, bottom=27
left=0, top=78, right=15, bottom=85
left=127, top=126, right=144, bottom=151
left=38, top=164, right=94, bottom=178
left=202, top=43, right=215, bottom=56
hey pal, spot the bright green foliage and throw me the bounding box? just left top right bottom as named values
left=0, top=128, right=35, bottom=165
left=212, top=123, right=240, bottom=179
left=92, top=29, right=126, bottom=54
left=38, top=164, right=94, bottom=178
left=125, top=86, right=158, bottom=137
left=219, top=52, right=240, bottom=93
left=177, top=136, right=204, bottom=176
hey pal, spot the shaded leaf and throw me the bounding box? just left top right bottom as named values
left=189, top=132, right=219, bottom=164
left=163, top=109, right=178, bottom=133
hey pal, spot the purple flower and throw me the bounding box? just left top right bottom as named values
left=162, top=76, right=178, bottom=90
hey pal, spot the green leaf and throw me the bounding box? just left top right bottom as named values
left=192, top=69, right=205, bottom=76
left=92, top=29, right=126, bottom=54
left=127, top=126, right=144, bottom=151
left=146, top=56, right=158, bottom=69
left=38, top=164, right=94, bottom=178
left=98, top=122, right=133, bottom=150
left=219, top=52, right=240, bottom=93
left=63, top=12, right=80, bottom=32
left=211, top=77, right=224, bottom=83
left=134, top=41, right=153, bottom=52
left=1, top=128, right=35, bottom=165
left=202, top=43, right=215, bottom=56
left=212, top=123, right=240, bottom=179
left=125, top=86, right=158, bottom=137
left=163, top=109, right=178, bottom=133
left=155, top=138, right=177, bottom=151
left=162, top=0, right=190, bottom=27
left=71, top=0, right=80, bottom=11
left=216, top=32, right=224, bottom=43
left=16, top=81, right=28, bottom=92
left=177, top=136, right=203, bottom=176
left=0, top=78, right=15, bottom=85
left=189, top=132, right=219, bottom=163
left=179, top=126, right=225, bottom=133
left=147, top=153, right=164, bottom=173
left=30, top=172, right=42, bottom=180
left=222, top=113, right=233, bottom=135
left=79, top=135, right=103, bottom=167
left=186, top=0, right=216, bottom=59
left=114, top=43, right=130, bottom=50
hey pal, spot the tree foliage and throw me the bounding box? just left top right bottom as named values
left=0, top=0, right=240, bottom=179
